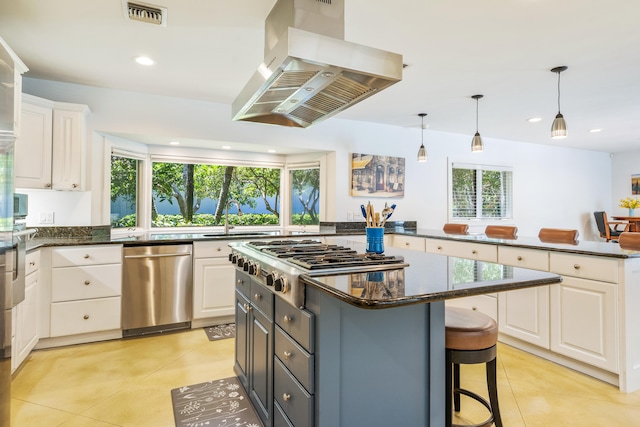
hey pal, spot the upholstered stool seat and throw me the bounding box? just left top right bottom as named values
left=445, top=307, right=503, bottom=427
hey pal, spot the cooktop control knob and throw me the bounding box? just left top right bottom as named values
left=243, top=261, right=251, bottom=272
left=248, top=263, right=260, bottom=276
left=230, top=253, right=238, bottom=264
left=228, top=253, right=234, bottom=262
left=274, top=276, right=288, bottom=294
left=237, top=257, right=245, bottom=268
left=266, top=272, right=277, bottom=286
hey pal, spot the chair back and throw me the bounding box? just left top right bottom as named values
left=443, top=223, right=469, bottom=235
left=485, top=225, right=517, bottom=239
left=538, top=228, right=579, bottom=244
left=593, top=211, right=608, bottom=237
left=618, top=232, right=640, bottom=250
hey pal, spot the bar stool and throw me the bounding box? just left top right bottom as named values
left=443, top=223, right=469, bottom=235
left=445, top=307, right=502, bottom=427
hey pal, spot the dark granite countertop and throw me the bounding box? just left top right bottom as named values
left=301, top=241, right=562, bottom=309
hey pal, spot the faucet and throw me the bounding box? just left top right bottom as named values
left=224, top=200, right=243, bottom=234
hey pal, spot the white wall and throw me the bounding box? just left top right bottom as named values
left=22, top=78, right=613, bottom=240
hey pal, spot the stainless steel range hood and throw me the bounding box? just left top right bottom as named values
left=232, top=0, right=403, bottom=128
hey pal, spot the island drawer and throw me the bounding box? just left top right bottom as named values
left=549, top=253, right=619, bottom=283
left=275, top=326, right=314, bottom=392
left=498, top=246, right=549, bottom=271
left=52, top=245, right=122, bottom=267
left=250, top=280, right=274, bottom=319
left=50, top=297, right=121, bottom=337
left=275, top=297, right=314, bottom=352
left=274, top=358, right=314, bottom=427
left=235, top=271, right=251, bottom=298
left=425, top=239, right=497, bottom=262
left=445, top=295, right=497, bottom=321
left=193, top=241, right=232, bottom=259
left=274, top=400, right=295, bottom=427
left=51, top=264, right=122, bottom=302
left=25, top=250, right=40, bottom=276
left=392, top=235, right=426, bottom=252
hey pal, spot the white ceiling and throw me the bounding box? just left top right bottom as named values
left=1, top=0, right=639, bottom=153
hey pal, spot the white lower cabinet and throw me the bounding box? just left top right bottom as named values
left=498, top=286, right=550, bottom=348
left=193, top=241, right=235, bottom=322
left=550, top=276, right=618, bottom=372
left=13, top=250, right=40, bottom=372
left=425, top=238, right=498, bottom=262
left=445, top=294, right=497, bottom=321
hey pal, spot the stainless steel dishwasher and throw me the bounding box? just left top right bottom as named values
left=122, top=244, right=193, bottom=336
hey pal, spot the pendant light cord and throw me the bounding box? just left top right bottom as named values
left=557, top=71, right=562, bottom=113
left=421, top=115, right=425, bottom=144
left=475, top=98, right=479, bottom=133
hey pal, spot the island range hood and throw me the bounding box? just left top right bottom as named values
left=232, top=0, right=403, bottom=128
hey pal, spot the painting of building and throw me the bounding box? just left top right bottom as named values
left=350, top=153, right=405, bottom=198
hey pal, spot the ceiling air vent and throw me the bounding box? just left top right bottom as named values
left=123, top=1, right=167, bottom=26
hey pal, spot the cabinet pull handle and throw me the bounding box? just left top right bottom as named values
left=283, top=393, right=291, bottom=401
left=83, top=315, right=89, bottom=320
left=254, top=293, right=262, bottom=301
left=405, top=242, right=410, bottom=246
left=72, top=183, right=78, bottom=188
left=472, top=306, right=477, bottom=311
left=83, top=254, right=90, bottom=259
left=45, top=183, right=51, bottom=188
left=216, top=247, right=221, bottom=251
left=471, top=250, right=478, bottom=254
left=237, top=279, right=243, bottom=285
left=437, top=246, right=442, bottom=250
left=517, top=256, right=523, bottom=261
left=84, top=280, right=90, bottom=285
left=573, top=264, right=581, bottom=270
left=29, top=261, right=36, bottom=266
left=283, top=351, right=292, bottom=360
left=283, top=315, right=292, bottom=323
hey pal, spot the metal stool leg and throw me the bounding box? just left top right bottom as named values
left=454, top=363, right=461, bottom=412
left=486, top=358, right=503, bottom=427
left=446, top=356, right=453, bottom=427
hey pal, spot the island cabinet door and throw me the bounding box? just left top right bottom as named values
left=249, top=305, right=274, bottom=427
left=550, top=277, right=619, bottom=373
left=234, top=290, right=250, bottom=390
left=498, top=286, right=550, bottom=348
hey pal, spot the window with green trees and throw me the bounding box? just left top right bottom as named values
left=110, top=155, right=140, bottom=228
left=451, top=163, right=513, bottom=220
left=290, top=167, right=320, bottom=225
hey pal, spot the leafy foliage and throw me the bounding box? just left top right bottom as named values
left=291, top=168, right=320, bottom=224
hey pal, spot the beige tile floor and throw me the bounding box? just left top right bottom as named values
left=10, top=330, right=640, bottom=426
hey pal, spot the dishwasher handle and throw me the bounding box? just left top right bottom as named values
left=124, top=253, right=192, bottom=259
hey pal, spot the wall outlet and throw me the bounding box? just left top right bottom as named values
left=347, top=211, right=354, bottom=221
left=39, top=211, right=54, bottom=224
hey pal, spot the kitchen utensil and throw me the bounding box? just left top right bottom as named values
left=360, top=204, right=367, bottom=221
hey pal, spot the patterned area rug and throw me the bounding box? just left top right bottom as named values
left=171, top=377, right=263, bottom=427
left=204, top=323, right=236, bottom=341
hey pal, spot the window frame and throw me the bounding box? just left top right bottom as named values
left=285, top=162, right=321, bottom=229
left=448, top=161, right=514, bottom=224
left=109, top=148, right=146, bottom=234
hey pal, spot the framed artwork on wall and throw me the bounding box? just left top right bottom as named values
left=350, top=153, right=405, bottom=198
left=633, top=174, right=640, bottom=195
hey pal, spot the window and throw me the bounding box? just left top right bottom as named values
left=150, top=161, right=281, bottom=227
left=450, top=163, right=513, bottom=220
left=110, top=154, right=140, bottom=228
left=289, top=167, right=320, bottom=225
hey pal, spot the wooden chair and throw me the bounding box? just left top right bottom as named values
left=538, top=228, right=579, bottom=245
left=443, top=223, right=469, bottom=235
left=618, top=232, right=640, bottom=251
left=593, top=211, right=630, bottom=242
left=484, top=225, right=517, bottom=240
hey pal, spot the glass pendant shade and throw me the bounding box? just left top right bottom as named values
left=551, top=112, right=567, bottom=139
left=471, top=132, right=483, bottom=152
left=417, top=113, right=427, bottom=162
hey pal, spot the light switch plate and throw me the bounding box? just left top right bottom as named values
left=39, top=211, right=54, bottom=224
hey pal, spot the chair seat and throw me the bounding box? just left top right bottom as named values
left=445, top=307, right=498, bottom=351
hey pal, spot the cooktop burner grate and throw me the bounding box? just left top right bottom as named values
left=288, top=253, right=406, bottom=270
left=260, top=244, right=357, bottom=258
left=246, top=239, right=322, bottom=247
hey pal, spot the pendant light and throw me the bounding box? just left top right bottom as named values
left=417, top=113, right=427, bottom=162
left=471, top=95, right=484, bottom=152
left=550, top=66, right=568, bottom=139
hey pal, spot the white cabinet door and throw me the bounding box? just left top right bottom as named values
left=50, top=297, right=121, bottom=337
left=15, top=101, right=53, bottom=189
left=391, top=235, right=426, bottom=252
left=193, top=258, right=236, bottom=319
left=550, top=277, right=618, bottom=373
left=498, top=286, right=550, bottom=348
left=51, top=108, right=85, bottom=190
left=16, top=271, right=39, bottom=368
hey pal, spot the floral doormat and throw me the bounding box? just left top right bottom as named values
left=204, top=323, right=236, bottom=341
left=171, top=377, right=263, bottom=427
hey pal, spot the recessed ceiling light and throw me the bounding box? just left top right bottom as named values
left=589, top=128, right=602, bottom=133
left=527, top=117, right=542, bottom=123
left=267, top=149, right=276, bottom=153
left=134, top=56, right=155, bottom=66
left=222, top=145, right=231, bottom=150
left=169, top=141, right=180, bottom=145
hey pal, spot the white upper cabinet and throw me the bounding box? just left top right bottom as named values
left=16, top=94, right=90, bottom=191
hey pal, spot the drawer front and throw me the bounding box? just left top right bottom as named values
left=251, top=280, right=274, bottom=320
left=498, top=246, right=549, bottom=271
left=392, top=235, right=426, bottom=252
left=235, top=271, right=251, bottom=298
left=25, top=250, right=40, bottom=275
left=52, top=245, right=122, bottom=267
left=426, top=239, right=497, bottom=262
left=275, top=326, right=314, bottom=392
left=275, top=297, right=314, bottom=352
left=549, top=252, right=619, bottom=283
left=445, top=295, right=497, bottom=321
left=193, top=241, right=232, bottom=259
left=274, top=401, right=295, bottom=427
left=274, top=358, right=314, bottom=427
left=52, top=264, right=122, bottom=302
left=50, top=297, right=121, bottom=337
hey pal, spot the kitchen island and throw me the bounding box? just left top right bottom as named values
left=233, top=239, right=561, bottom=427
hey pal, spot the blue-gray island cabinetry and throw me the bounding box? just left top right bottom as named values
left=232, top=241, right=561, bottom=427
